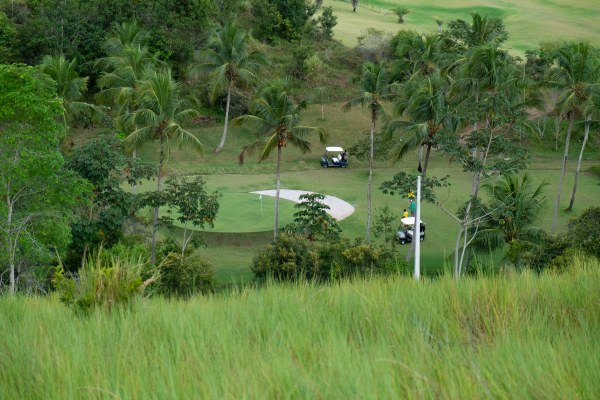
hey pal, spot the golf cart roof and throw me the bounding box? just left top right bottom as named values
left=401, top=217, right=423, bottom=225
left=326, top=146, right=344, bottom=152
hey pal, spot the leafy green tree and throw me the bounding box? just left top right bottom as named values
left=251, top=0, right=317, bottom=41
left=195, top=22, right=266, bottom=153
left=121, top=67, right=202, bottom=264
left=284, top=193, right=341, bottom=241
left=0, top=64, right=90, bottom=294
left=65, top=134, right=154, bottom=270
left=315, top=6, right=337, bottom=41
left=344, top=62, right=396, bottom=241
left=236, top=80, right=326, bottom=240
left=160, top=176, right=221, bottom=256
left=0, top=10, right=17, bottom=62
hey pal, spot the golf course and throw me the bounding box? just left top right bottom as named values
left=2, top=0, right=600, bottom=398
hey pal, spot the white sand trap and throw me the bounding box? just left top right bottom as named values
left=250, top=189, right=355, bottom=221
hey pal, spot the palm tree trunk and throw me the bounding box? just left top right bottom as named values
left=422, top=144, right=432, bottom=177
left=366, top=113, right=375, bottom=242
left=131, top=148, right=137, bottom=194
left=274, top=144, right=282, bottom=241
left=151, top=136, right=166, bottom=264
left=566, top=116, right=590, bottom=212
left=215, top=84, right=232, bottom=153
left=551, top=115, right=574, bottom=233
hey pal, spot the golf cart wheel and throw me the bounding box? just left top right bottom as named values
left=400, top=239, right=406, bottom=245
left=342, top=163, right=347, bottom=168
left=420, top=237, right=424, bottom=242
left=321, top=163, right=328, bottom=168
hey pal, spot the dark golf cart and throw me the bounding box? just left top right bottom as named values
left=320, top=146, right=348, bottom=168
left=395, top=217, right=426, bottom=245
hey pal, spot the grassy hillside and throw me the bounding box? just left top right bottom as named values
left=327, top=0, right=600, bottom=53
left=2, top=258, right=599, bottom=399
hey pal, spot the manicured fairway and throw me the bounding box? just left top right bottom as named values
left=326, top=0, right=600, bottom=53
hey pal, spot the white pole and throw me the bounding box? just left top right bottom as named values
left=260, top=194, right=263, bottom=219
left=414, top=176, right=421, bottom=280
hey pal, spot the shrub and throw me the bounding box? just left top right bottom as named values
left=251, top=233, right=405, bottom=282
left=356, top=28, right=393, bottom=62
left=567, top=207, right=600, bottom=258
left=53, top=254, right=151, bottom=315
left=156, top=253, right=215, bottom=298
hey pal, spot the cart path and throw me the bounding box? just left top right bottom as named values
left=250, top=189, right=355, bottom=221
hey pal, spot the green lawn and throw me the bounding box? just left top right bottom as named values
left=325, top=0, right=600, bottom=54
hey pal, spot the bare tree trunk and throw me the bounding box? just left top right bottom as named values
left=150, top=136, right=166, bottom=264
left=365, top=113, right=375, bottom=242
left=566, top=116, right=590, bottom=212
left=551, top=115, right=574, bottom=233
left=274, top=144, right=282, bottom=241
left=215, top=84, right=232, bottom=153
left=7, top=195, right=15, bottom=294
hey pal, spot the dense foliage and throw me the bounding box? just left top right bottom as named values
left=251, top=233, right=403, bottom=281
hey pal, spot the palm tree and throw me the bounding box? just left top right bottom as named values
left=97, top=22, right=159, bottom=120
left=122, top=67, right=202, bottom=264
left=39, top=54, right=94, bottom=134
left=472, top=173, right=548, bottom=264
left=389, top=71, right=453, bottom=176
left=546, top=42, right=600, bottom=227
left=235, top=80, right=326, bottom=240
left=196, top=22, right=266, bottom=153
left=343, top=62, right=396, bottom=241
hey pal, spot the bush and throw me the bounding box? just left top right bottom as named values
left=157, top=253, right=215, bottom=298
left=251, top=233, right=405, bottom=282
left=568, top=207, right=600, bottom=258
left=355, top=28, right=393, bottom=62
left=53, top=254, right=151, bottom=315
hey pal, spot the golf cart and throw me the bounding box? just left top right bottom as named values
left=395, top=217, right=426, bottom=245
left=320, top=146, right=348, bottom=168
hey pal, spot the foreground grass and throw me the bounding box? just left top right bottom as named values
left=2, top=258, right=600, bottom=399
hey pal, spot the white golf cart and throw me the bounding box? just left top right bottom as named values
left=320, top=146, right=348, bottom=168
left=395, top=217, right=426, bottom=245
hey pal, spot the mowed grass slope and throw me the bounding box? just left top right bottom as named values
left=2, top=259, right=600, bottom=399
left=326, top=0, right=600, bottom=53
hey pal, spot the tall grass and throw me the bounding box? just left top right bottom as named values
left=2, top=258, right=599, bottom=399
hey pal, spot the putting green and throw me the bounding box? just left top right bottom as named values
left=160, top=192, right=297, bottom=233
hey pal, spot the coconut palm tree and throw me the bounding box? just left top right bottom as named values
left=121, top=67, right=202, bottom=264
left=96, top=22, right=159, bottom=119
left=471, top=173, right=548, bottom=265
left=389, top=71, right=453, bottom=176
left=195, top=22, right=266, bottom=153
left=235, top=80, right=326, bottom=240
left=546, top=42, right=600, bottom=227
left=39, top=54, right=94, bottom=134
left=343, top=62, right=396, bottom=241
